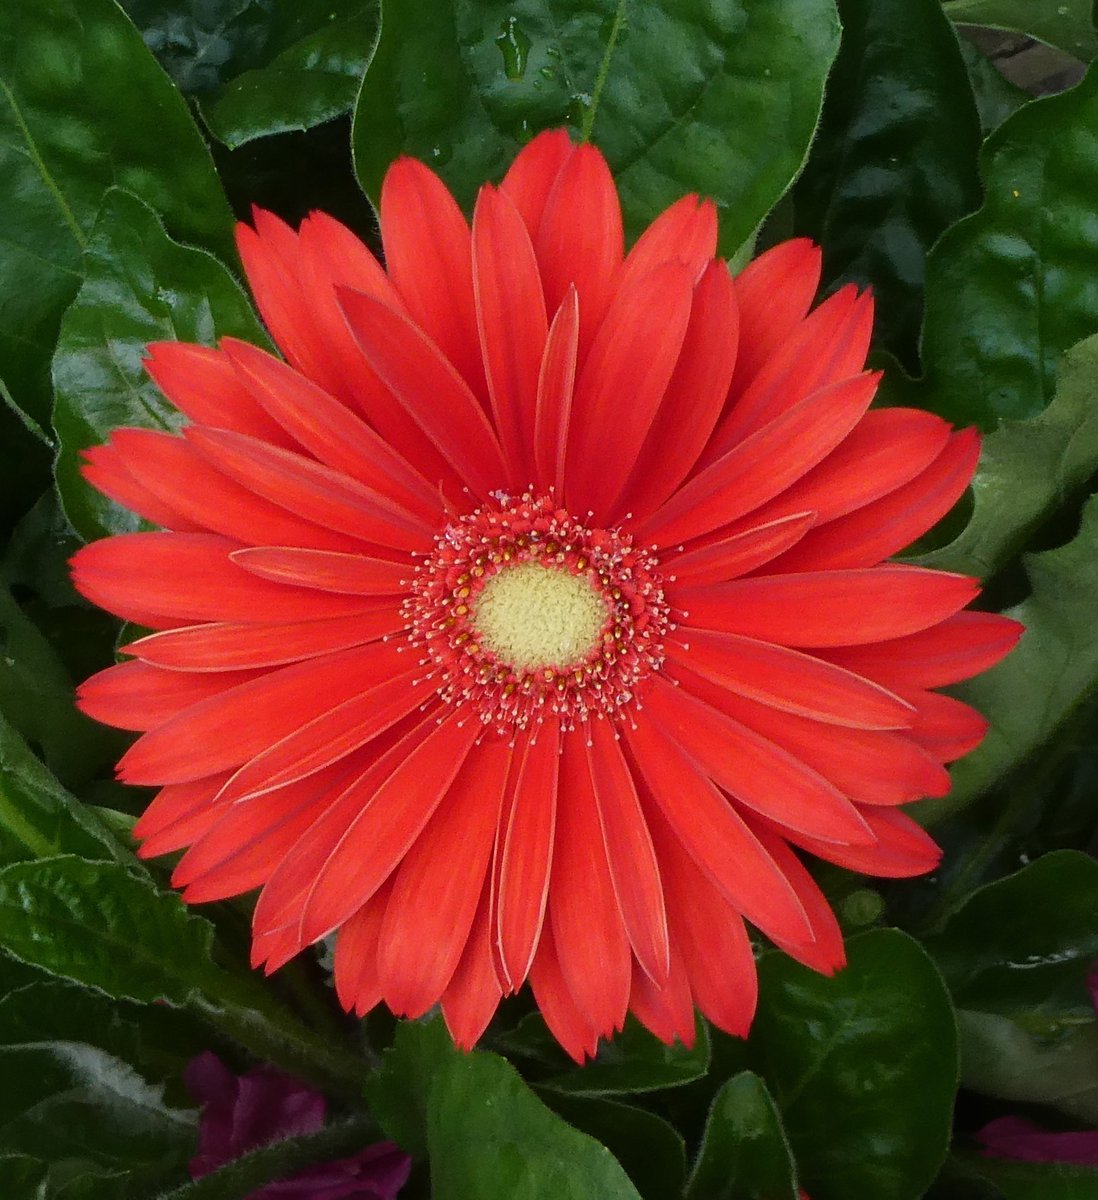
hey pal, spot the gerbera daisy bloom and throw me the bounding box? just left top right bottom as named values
left=72, top=130, right=1021, bottom=1062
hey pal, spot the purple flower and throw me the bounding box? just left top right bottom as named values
left=183, top=1052, right=410, bottom=1200
left=976, top=1117, right=1098, bottom=1167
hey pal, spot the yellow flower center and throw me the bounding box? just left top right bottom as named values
left=472, top=561, right=609, bottom=671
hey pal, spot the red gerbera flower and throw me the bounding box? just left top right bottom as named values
left=72, top=130, right=1021, bottom=1062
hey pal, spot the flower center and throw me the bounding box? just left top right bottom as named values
left=472, top=561, right=609, bottom=671
left=404, top=492, right=670, bottom=733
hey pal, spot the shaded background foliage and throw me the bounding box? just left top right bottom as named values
left=0, top=0, right=1097, bottom=1196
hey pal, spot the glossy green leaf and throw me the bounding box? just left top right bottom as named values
left=52, top=188, right=269, bottom=542
left=428, top=1049, right=644, bottom=1200
left=539, top=1093, right=686, bottom=1200
left=928, top=496, right=1098, bottom=815
left=943, top=0, right=1098, bottom=60
left=902, top=62, right=1098, bottom=426
left=744, top=930, right=957, bottom=1200
left=353, top=0, right=839, bottom=255
left=0, top=855, right=222, bottom=1004
left=926, top=852, right=1098, bottom=1019
left=201, top=2, right=380, bottom=148
left=684, top=1071, right=798, bottom=1200
left=0, top=714, right=123, bottom=865
left=541, top=1015, right=710, bottom=1096
left=918, top=333, right=1098, bottom=579
left=0, top=0, right=232, bottom=428
left=794, top=0, right=981, bottom=362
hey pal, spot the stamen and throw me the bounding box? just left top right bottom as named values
left=404, top=492, right=670, bottom=732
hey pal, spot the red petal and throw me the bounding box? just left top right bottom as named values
left=237, top=213, right=344, bottom=397
left=742, top=820, right=846, bottom=974
left=637, top=372, right=879, bottom=550
left=338, top=288, right=508, bottom=498
left=640, top=676, right=874, bottom=845
left=117, top=643, right=411, bottom=784
left=185, top=426, right=432, bottom=552
left=81, top=444, right=203, bottom=532
left=221, top=338, right=442, bottom=521
left=494, top=722, right=561, bottom=991
left=773, top=428, right=981, bottom=571
left=133, top=771, right=232, bottom=854
left=101, top=429, right=369, bottom=553
left=333, top=880, right=393, bottom=1016
left=528, top=921, right=600, bottom=1064
left=730, top=238, right=822, bottom=393
left=777, top=805, right=942, bottom=879
left=500, top=129, right=576, bottom=236
left=668, top=632, right=914, bottom=730
left=535, top=143, right=623, bottom=358
left=624, top=711, right=815, bottom=947
left=230, top=548, right=410, bottom=595
left=617, top=194, right=717, bottom=290
left=441, top=880, right=503, bottom=1049
left=643, top=794, right=759, bottom=1037
left=565, top=262, right=694, bottom=521
left=72, top=533, right=384, bottom=627
left=667, top=513, right=816, bottom=587
left=677, top=667, right=950, bottom=805
left=381, top=157, right=485, bottom=399
left=548, top=733, right=631, bottom=1038
left=586, top=720, right=670, bottom=985
left=126, top=609, right=402, bottom=672
left=820, top=611, right=1024, bottom=689
left=533, top=286, right=579, bottom=496
left=629, top=946, right=696, bottom=1048
left=901, top=688, right=989, bottom=761
left=144, top=342, right=295, bottom=449
left=712, top=284, right=873, bottom=453
left=619, top=260, right=739, bottom=520
left=472, top=185, right=548, bottom=484
left=77, top=660, right=257, bottom=731
left=378, top=738, right=511, bottom=1017
left=296, top=714, right=480, bottom=944
left=673, top=565, right=980, bottom=647
left=214, top=664, right=422, bottom=803
left=739, top=407, right=952, bottom=530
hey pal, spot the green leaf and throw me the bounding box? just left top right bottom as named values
left=977, top=1162, right=1098, bottom=1200
left=901, top=62, right=1098, bottom=426
left=925, top=851, right=1098, bottom=1018
left=428, top=1048, right=644, bottom=1200
left=540, top=1015, right=710, bottom=1096
left=924, top=853, right=1098, bottom=1123
left=957, top=39, right=1029, bottom=136
left=201, top=2, right=381, bottom=149
left=918, top=332, right=1098, bottom=579
left=0, top=0, right=232, bottom=428
left=943, top=0, right=1098, bottom=60
left=794, top=0, right=982, bottom=363
left=0, top=1042, right=194, bottom=1179
left=0, top=713, right=123, bottom=865
left=52, top=188, right=269, bottom=542
left=744, top=929, right=958, bottom=1200
left=0, top=855, right=222, bottom=1004
left=538, top=1094, right=686, bottom=1200
left=353, top=0, right=840, bottom=256
left=926, top=495, right=1098, bottom=815
left=684, top=1071, right=798, bottom=1200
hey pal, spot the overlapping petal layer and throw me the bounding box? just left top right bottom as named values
left=72, top=130, right=1021, bottom=1062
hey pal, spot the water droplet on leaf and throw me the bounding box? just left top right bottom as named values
left=496, top=15, right=531, bottom=81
